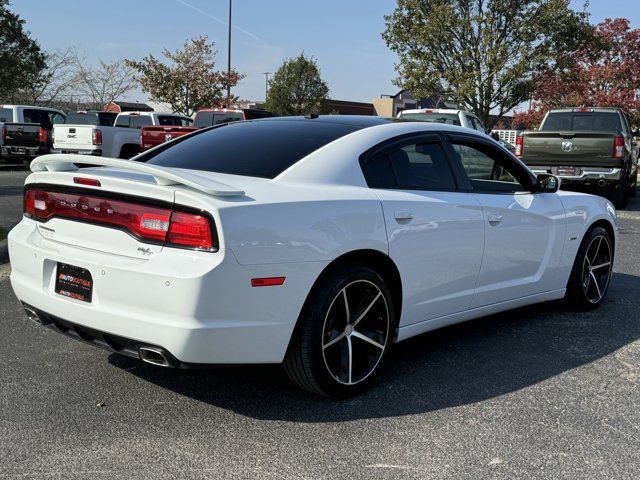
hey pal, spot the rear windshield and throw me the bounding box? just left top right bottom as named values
left=143, top=120, right=360, bottom=178
left=399, top=112, right=461, bottom=126
left=194, top=111, right=244, bottom=128
left=542, top=112, right=622, bottom=132
left=157, top=115, right=193, bottom=126
left=65, top=112, right=117, bottom=126
left=0, top=108, right=13, bottom=123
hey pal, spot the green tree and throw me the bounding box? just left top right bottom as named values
left=383, top=0, right=593, bottom=127
left=0, top=0, right=47, bottom=101
left=126, top=36, right=242, bottom=116
left=265, top=53, right=329, bottom=116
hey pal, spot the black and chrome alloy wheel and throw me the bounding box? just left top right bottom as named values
left=321, top=280, right=390, bottom=386
left=581, top=234, right=612, bottom=304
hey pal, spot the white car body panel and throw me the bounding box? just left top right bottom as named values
left=8, top=121, right=618, bottom=366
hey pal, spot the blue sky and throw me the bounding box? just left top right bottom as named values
left=11, top=0, right=640, bottom=104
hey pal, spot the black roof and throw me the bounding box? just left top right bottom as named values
left=259, top=115, right=396, bottom=128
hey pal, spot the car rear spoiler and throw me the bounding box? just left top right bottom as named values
left=30, top=154, right=245, bottom=197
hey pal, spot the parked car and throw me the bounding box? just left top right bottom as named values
left=10, top=117, right=617, bottom=397
left=398, top=108, right=516, bottom=154
left=516, top=107, right=639, bottom=208
left=398, top=108, right=488, bottom=132
left=53, top=111, right=192, bottom=159
left=1, top=105, right=66, bottom=166
left=193, top=108, right=278, bottom=128
left=140, top=115, right=195, bottom=152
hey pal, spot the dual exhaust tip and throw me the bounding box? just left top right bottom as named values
left=23, top=304, right=173, bottom=368
left=138, top=346, right=171, bottom=368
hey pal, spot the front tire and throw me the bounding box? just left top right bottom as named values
left=283, top=264, right=394, bottom=398
left=565, top=226, right=613, bottom=310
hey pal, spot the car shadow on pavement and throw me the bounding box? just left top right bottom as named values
left=109, top=272, right=640, bottom=422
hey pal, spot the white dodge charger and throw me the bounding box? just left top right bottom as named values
left=8, top=116, right=617, bottom=397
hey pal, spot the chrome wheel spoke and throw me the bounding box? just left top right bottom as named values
left=590, top=261, right=611, bottom=271
left=323, top=332, right=346, bottom=350
left=352, top=292, right=382, bottom=327
left=351, top=330, right=385, bottom=350
left=346, top=336, right=353, bottom=384
left=590, top=271, right=602, bottom=300
left=342, top=288, right=350, bottom=322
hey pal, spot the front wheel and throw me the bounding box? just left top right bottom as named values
left=565, top=226, right=614, bottom=310
left=283, top=264, right=394, bottom=398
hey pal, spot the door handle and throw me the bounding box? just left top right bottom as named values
left=487, top=214, right=503, bottom=225
left=394, top=211, right=414, bottom=221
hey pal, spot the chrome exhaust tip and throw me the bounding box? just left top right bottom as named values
left=24, top=305, right=42, bottom=324
left=138, top=346, right=171, bottom=367
left=598, top=179, right=607, bottom=187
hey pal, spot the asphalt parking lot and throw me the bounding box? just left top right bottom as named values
left=0, top=170, right=639, bottom=479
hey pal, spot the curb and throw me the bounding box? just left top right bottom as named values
left=0, top=238, right=8, bottom=265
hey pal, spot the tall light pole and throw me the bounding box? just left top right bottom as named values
left=226, top=0, right=232, bottom=107
left=263, top=72, right=271, bottom=101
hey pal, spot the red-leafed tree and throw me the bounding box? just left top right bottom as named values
left=514, top=18, right=640, bottom=129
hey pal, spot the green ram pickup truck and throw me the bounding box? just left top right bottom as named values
left=516, top=107, right=638, bottom=208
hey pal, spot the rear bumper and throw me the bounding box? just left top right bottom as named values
left=3, top=145, right=48, bottom=158
left=530, top=166, right=624, bottom=192
left=8, top=218, right=325, bottom=365
left=51, top=148, right=103, bottom=156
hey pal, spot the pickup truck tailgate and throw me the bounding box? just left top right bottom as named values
left=53, top=125, right=95, bottom=150
left=3, top=123, right=40, bottom=148
left=521, top=131, right=620, bottom=167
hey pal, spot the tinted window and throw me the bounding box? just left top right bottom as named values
left=23, top=109, right=52, bottom=124
left=144, top=120, right=360, bottom=178
left=130, top=116, right=153, bottom=129
left=98, top=112, right=117, bottom=126
left=451, top=141, right=529, bottom=193
left=362, top=140, right=456, bottom=190
left=66, top=113, right=100, bottom=125
left=542, top=112, right=621, bottom=132
left=244, top=110, right=278, bottom=120
left=194, top=111, right=245, bottom=128
left=157, top=115, right=193, bottom=126
left=49, top=112, right=66, bottom=125
left=0, top=108, right=14, bottom=123
left=399, top=112, right=461, bottom=126
left=115, top=115, right=130, bottom=127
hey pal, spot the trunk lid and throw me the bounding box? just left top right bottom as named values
left=521, top=131, right=622, bottom=167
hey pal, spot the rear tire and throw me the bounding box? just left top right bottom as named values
left=283, top=263, right=395, bottom=398
left=629, top=171, right=637, bottom=198
left=564, top=226, right=613, bottom=310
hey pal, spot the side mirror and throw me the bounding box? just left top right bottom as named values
left=490, top=132, right=500, bottom=141
left=536, top=174, right=560, bottom=193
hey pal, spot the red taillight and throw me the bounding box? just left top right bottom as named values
left=515, top=136, right=523, bottom=157
left=73, top=177, right=101, bottom=187
left=613, top=136, right=625, bottom=159
left=1, top=126, right=6, bottom=141
left=37, top=127, right=48, bottom=144
left=24, top=188, right=216, bottom=250
left=92, top=128, right=102, bottom=146
left=167, top=212, right=213, bottom=249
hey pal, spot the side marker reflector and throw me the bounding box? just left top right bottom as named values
left=251, top=277, right=286, bottom=287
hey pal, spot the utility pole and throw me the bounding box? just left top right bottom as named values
left=226, top=0, right=232, bottom=107
left=263, top=72, right=271, bottom=101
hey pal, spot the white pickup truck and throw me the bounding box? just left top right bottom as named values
left=52, top=111, right=192, bottom=159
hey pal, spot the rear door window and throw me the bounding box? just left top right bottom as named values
left=361, top=138, right=456, bottom=190
left=115, top=115, right=130, bottom=127
left=23, top=109, right=52, bottom=124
